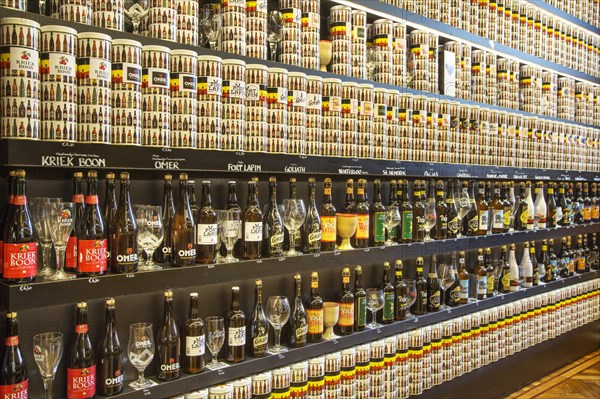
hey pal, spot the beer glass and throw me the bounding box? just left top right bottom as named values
left=218, top=209, right=241, bottom=263
left=46, top=201, right=76, bottom=280
left=127, top=322, right=155, bottom=389
left=30, top=197, right=61, bottom=277
left=206, top=316, right=228, bottom=370
left=33, top=332, right=63, bottom=399
left=124, top=0, right=149, bottom=34
left=266, top=296, right=290, bottom=354
left=454, top=186, right=471, bottom=238
left=404, top=280, right=418, bottom=319
left=281, top=199, right=306, bottom=256
left=438, top=264, right=457, bottom=310
left=201, top=4, right=222, bottom=50
left=366, top=288, right=384, bottom=329
left=384, top=205, right=401, bottom=246
left=135, top=205, right=164, bottom=271
left=267, top=11, right=283, bottom=61
left=423, top=202, right=437, bottom=241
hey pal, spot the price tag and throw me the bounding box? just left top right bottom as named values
left=125, top=273, right=135, bottom=279
left=19, top=285, right=32, bottom=292
left=376, top=328, right=382, bottom=334
left=277, top=353, right=285, bottom=360
left=88, top=278, right=100, bottom=284
left=313, top=253, right=320, bottom=258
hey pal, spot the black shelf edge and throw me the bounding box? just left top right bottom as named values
left=105, top=271, right=600, bottom=398
left=338, top=0, right=600, bottom=85
left=531, top=0, right=599, bottom=33
left=0, top=7, right=598, bottom=130
left=1, top=139, right=599, bottom=181
left=2, top=223, right=599, bottom=312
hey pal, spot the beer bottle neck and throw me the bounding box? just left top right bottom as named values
left=323, top=185, right=333, bottom=204
left=254, top=286, right=263, bottom=307
left=77, top=309, right=88, bottom=326
left=188, top=184, right=197, bottom=207
left=231, top=290, right=241, bottom=311
left=189, top=296, right=199, bottom=319
left=201, top=183, right=212, bottom=207
left=354, top=272, right=362, bottom=289
left=105, top=306, right=116, bottom=329
left=163, top=298, right=173, bottom=322
left=269, top=183, right=277, bottom=205
left=308, top=184, right=316, bottom=206
left=5, top=318, right=18, bottom=337
left=228, top=184, right=238, bottom=206
left=289, top=183, right=297, bottom=199
left=295, top=280, right=302, bottom=298
left=373, top=184, right=382, bottom=203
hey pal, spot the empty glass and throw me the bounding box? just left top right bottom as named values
left=33, top=332, right=63, bottom=399
left=30, top=197, right=61, bottom=277
left=218, top=209, right=241, bottom=263
left=201, top=4, right=222, bottom=50
left=423, top=201, right=437, bottom=241
left=205, top=316, right=228, bottom=370
left=455, top=186, right=471, bottom=238
left=438, top=264, right=457, bottom=310
left=45, top=201, right=75, bottom=280
left=266, top=296, right=290, bottom=354
left=384, top=206, right=401, bottom=246
left=267, top=11, right=283, bottom=61
left=127, top=322, right=155, bottom=389
left=404, top=280, right=418, bottom=319
left=366, top=288, right=384, bottom=329
left=323, top=302, right=339, bottom=340
left=281, top=199, right=306, bottom=257
left=135, top=205, right=164, bottom=271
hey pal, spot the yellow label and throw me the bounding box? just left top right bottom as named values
left=520, top=209, right=528, bottom=224
left=338, top=302, right=354, bottom=326
left=321, top=216, right=336, bottom=243
left=355, top=215, right=369, bottom=239
left=307, top=308, right=323, bottom=334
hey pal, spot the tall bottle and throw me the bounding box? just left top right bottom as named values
left=474, top=249, right=487, bottom=299
left=412, top=257, right=428, bottom=315
left=353, top=266, right=367, bottom=330
left=566, top=183, right=574, bottom=225
left=227, top=286, right=246, bottom=363
left=465, top=180, right=478, bottom=236
left=387, top=180, right=399, bottom=242
left=0, top=171, right=16, bottom=276
left=195, top=181, right=218, bottom=264
left=262, top=177, right=284, bottom=257
left=558, top=237, right=570, bottom=278
left=224, top=181, right=243, bottom=258
left=447, top=252, right=461, bottom=307
left=102, top=172, right=117, bottom=262
left=539, top=240, right=554, bottom=282
left=501, top=182, right=512, bottom=232
left=336, top=267, right=354, bottom=336
left=154, top=174, right=176, bottom=263
left=514, top=182, right=529, bottom=231
left=188, top=181, right=199, bottom=230
left=485, top=247, right=494, bottom=298
left=67, top=302, right=96, bottom=399
left=591, top=183, right=599, bottom=223
left=534, top=182, right=547, bottom=229
left=458, top=251, right=470, bottom=304
left=171, top=174, right=195, bottom=266
left=499, top=246, right=511, bottom=293
left=576, top=235, right=586, bottom=273
left=381, top=262, right=395, bottom=323
left=320, top=178, right=337, bottom=251
left=583, top=234, right=591, bottom=273
left=589, top=233, right=599, bottom=270
left=307, top=272, right=324, bottom=343
left=566, top=237, right=575, bottom=276
left=434, top=180, right=448, bottom=240
left=301, top=178, right=322, bottom=253
left=77, top=171, right=108, bottom=277
left=490, top=182, right=504, bottom=234
left=546, top=182, right=557, bottom=228
left=289, top=274, right=308, bottom=348
left=476, top=181, right=489, bottom=235
left=394, top=260, right=408, bottom=319
left=110, top=172, right=138, bottom=273
left=242, top=181, right=262, bottom=259
left=574, top=183, right=585, bottom=224
left=399, top=179, right=414, bottom=242
left=354, top=179, right=370, bottom=248
left=183, top=293, right=205, bottom=374
left=413, top=180, right=426, bottom=241
left=66, top=172, right=85, bottom=272
left=247, top=280, right=269, bottom=357
left=97, top=298, right=123, bottom=396
left=557, top=182, right=569, bottom=226
left=508, top=244, right=520, bottom=291
left=370, top=179, right=386, bottom=246
left=427, top=255, right=441, bottom=312
left=524, top=182, right=535, bottom=229
left=520, top=242, right=533, bottom=288
left=0, top=312, right=28, bottom=398
left=583, top=183, right=592, bottom=223
left=286, top=178, right=302, bottom=252
left=446, top=179, right=459, bottom=238
left=507, top=181, right=517, bottom=231
left=529, top=241, right=539, bottom=286
left=157, top=290, right=180, bottom=381
left=2, top=170, right=37, bottom=284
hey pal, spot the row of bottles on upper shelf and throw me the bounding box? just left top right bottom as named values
left=2, top=169, right=600, bottom=284
left=2, top=247, right=598, bottom=398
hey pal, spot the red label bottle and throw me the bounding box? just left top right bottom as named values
left=67, top=302, right=96, bottom=399
left=0, top=312, right=28, bottom=398
left=77, top=170, right=107, bottom=276
left=66, top=172, right=85, bottom=272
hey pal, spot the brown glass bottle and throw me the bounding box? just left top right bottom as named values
left=262, top=177, right=284, bottom=258
left=289, top=274, right=308, bottom=348
left=490, top=182, right=504, bottom=234
left=394, top=260, right=408, bottom=320
left=66, top=172, right=85, bottom=272
left=583, top=183, right=592, bottom=223
left=77, top=171, right=108, bottom=277
left=591, top=183, right=599, bottom=223
left=354, top=179, right=370, bottom=248
left=157, top=290, right=181, bottom=381
left=247, top=280, right=269, bottom=357
left=458, top=251, right=469, bottom=304
left=154, top=174, right=175, bottom=264
left=242, top=181, right=262, bottom=259
left=413, top=180, right=426, bottom=241
left=0, top=312, right=28, bottom=398
left=224, top=181, right=243, bottom=258
left=320, top=178, right=337, bottom=251
left=446, top=179, right=459, bottom=238
left=387, top=180, right=398, bottom=242
left=67, top=302, right=96, bottom=399
left=465, top=180, right=478, bottom=236
left=0, top=171, right=16, bottom=277
left=412, top=257, right=427, bottom=315
left=557, top=182, right=569, bottom=226
left=474, top=249, right=487, bottom=299
left=102, top=172, right=117, bottom=263
left=427, top=255, right=441, bottom=312
left=485, top=247, right=495, bottom=298
left=336, top=267, right=354, bottom=336
left=476, top=181, right=489, bottom=235
left=97, top=298, right=123, bottom=396
left=399, top=179, right=414, bottom=242
left=515, top=182, right=529, bottom=231
left=183, top=293, right=205, bottom=374
left=188, top=181, right=199, bottom=228
left=307, top=272, right=324, bottom=343
left=353, top=266, right=366, bottom=330
left=435, top=180, right=448, bottom=240
left=501, top=182, right=512, bottom=232
left=446, top=252, right=461, bottom=307
left=547, top=183, right=557, bottom=228
left=370, top=179, right=386, bottom=246
left=381, top=261, right=395, bottom=323
left=195, top=181, right=218, bottom=264
left=227, top=286, right=246, bottom=363
left=574, top=183, right=585, bottom=224
left=499, top=246, right=511, bottom=293
left=110, top=172, right=138, bottom=273
left=171, top=174, right=195, bottom=267
left=301, top=178, right=322, bottom=253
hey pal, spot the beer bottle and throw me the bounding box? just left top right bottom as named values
left=157, top=290, right=181, bottom=381
left=394, top=260, right=408, bottom=320
left=534, top=182, right=547, bottom=229
left=474, top=249, right=487, bottom=299
left=227, top=286, right=246, bottom=363
left=154, top=174, right=175, bottom=264
left=591, top=183, right=599, bottom=223
left=499, top=245, right=511, bottom=293
left=67, top=302, right=96, bottom=399
left=183, top=293, right=205, bottom=374
left=566, top=183, right=575, bottom=225
left=262, top=177, right=284, bottom=258
left=354, top=179, right=370, bottom=248
left=485, top=247, right=495, bottom=298
left=589, top=233, right=599, bottom=270
left=2, top=170, right=37, bottom=284
left=446, top=179, right=459, bottom=238
left=77, top=171, right=108, bottom=277
left=508, top=244, right=520, bottom=291
left=0, top=312, right=28, bottom=398
left=490, top=182, right=504, bottom=234
left=102, top=172, right=117, bottom=262
left=427, top=255, right=441, bottom=312
left=224, top=181, right=243, bottom=258
left=528, top=241, right=539, bottom=286
left=242, top=181, right=262, bottom=259
left=501, top=182, right=512, bottom=232
left=539, top=239, right=553, bottom=282
left=464, top=180, right=478, bottom=236
left=353, top=266, right=367, bottom=331
left=320, top=178, right=337, bottom=252
left=525, top=181, right=535, bottom=230
left=370, top=179, right=386, bottom=246
left=435, top=180, right=448, bottom=240
left=395, top=181, right=404, bottom=243
left=283, top=178, right=296, bottom=252
left=574, top=183, right=585, bottom=224
left=583, top=183, right=592, bottom=223
left=576, top=235, right=586, bottom=273
left=110, top=172, right=138, bottom=273
left=381, top=261, right=395, bottom=323
left=336, top=267, right=354, bottom=336
left=171, top=174, right=195, bottom=267
left=188, top=181, right=199, bottom=228
left=289, top=274, right=308, bottom=348
left=412, top=257, right=427, bottom=315
left=0, top=171, right=17, bottom=277
left=558, top=237, right=570, bottom=278
left=387, top=180, right=398, bottom=242
left=247, top=280, right=269, bottom=357
left=582, top=234, right=590, bottom=273
left=447, top=252, right=461, bottom=307
left=399, top=179, right=414, bottom=242
left=301, top=178, right=322, bottom=253
left=195, top=181, right=218, bottom=264
left=546, top=182, right=557, bottom=228
left=515, top=182, right=529, bottom=231
left=97, top=298, right=123, bottom=396
left=458, top=251, right=469, bottom=304
left=413, top=180, right=426, bottom=241
left=557, top=182, right=569, bottom=226
left=520, top=242, right=533, bottom=288
left=307, top=272, right=324, bottom=343
left=66, top=172, right=85, bottom=272
left=476, top=181, right=489, bottom=235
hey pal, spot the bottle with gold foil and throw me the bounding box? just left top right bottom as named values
left=591, top=183, right=599, bottom=223
left=301, top=177, right=322, bottom=253
left=262, top=177, right=284, bottom=258
left=435, top=180, right=448, bottom=240
left=546, top=182, right=557, bottom=228
left=394, top=260, right=408, bottom=319
left=476, top=181, right=489, bottom=235
left=353, top=265, right=367, bottom=331
left=195, top=181, right=218, bottom=264
left=171, top=173, right=195, bottom=267
left=413, top=180, right=426, bottom=241
left=399, top=179, right=414, bottom=242
left=110, top=172, right=139, bottom=273
left=320, top=178, right=337, bottom=251
left=336, top=267, right=354, bottom=336
left=247, top=280, right=269, bottom=358
left=583, top=183, right=592, bottom=223
left=427, top=255, right=440, bottom=312
left=354, top=179, right=370, bottom=248
left=387, top=180, right=399, bottom=242
left=381, top=262, right=395, bottom=323
left=370, top=179, right=386, bottom=246
left=485, top=247, right=494, bottom=298
left=242, top=181, right=262, bottom=259
left=412, top=257, right=428, bottom=315
left=446, top=179, right=459, bottom=238
left=307, top=272, right=324, bottom=343
left=289, top=274, right=307, bottom=348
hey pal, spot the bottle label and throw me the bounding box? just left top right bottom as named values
left=253, top=333, right=268, bottom=348
left=448, top=216, right=459, bottom=234
left=583, top=207, right=591, bottom=220
left=383, top=292, right=394, bottom=320
left=487, top=275, right=495, bottom=293
left=459, top=279, right=469, bottom=299
left=357, top=296, right=366, bottom=326
left=468, top=215, right=478, bottom=232
left=503, top=209, right=511, bottom=227
left=501, top=272, right=510, bottom=290
left=66, top=235, right=78, bottom=270
left=374, top=212, right=386, bottom=242
left=307, top=309, right=324, bottom=334
left=72, top=194, right=84, bottom=203
left=477, top=276, right=487, bottom=295
left=0, top=379, right=28, bottom=398
left=228, top=326, right=246, bottom=346
left=77, top=239, right=107, bottom=273
left=67, top=365, right=96, bottom=399
left=492, top=210, right=504, bottom=229
left=401, top=211, right=413, bottom=239
left=3, top=242, right=37, bottom=279
left=85, top=195, right=99, bottom=205
left=270, top=232, right=284, bottom=246
left=320, top=216, right=336, bottom=244
left=355, top=215, right=369, bottom=239
left=185, top=335, right=205, bottom=357
left=338, top=303, right=354, bottom=327
left=244, top=221, right=262, bottom=242
left=520, top=209, right=528, bottom=225
left=196, top=223, right=218, bottom=245
left=449, top=285, right=461, bottom=303
left=478, top=211, right=489, bottom=231
left=592, top=205, right=599, bottom=219
left=577, top=257, right=586, bottom=271
left=75, top=324, right=89, bottom=334
left=4, top=335, right=18, bottom=346
left=296, top=325, right=308, bottom=339
left=103, top=369, right=124, bottom=390
left=159, top=357, right=180, bottom=373
left=429, top=290, right=440, bottom=309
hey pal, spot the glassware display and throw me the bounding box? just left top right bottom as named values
left=366, top=288, right=384, bottom=329
left=135, top=205, right=164, bottom=271
left=127, top=322, right=156, bottom=389
left=33, top=332, right=63, bottom=399
left=266, top=296, right=290, bottom=354
left=45, top=201, right=76, bottom=281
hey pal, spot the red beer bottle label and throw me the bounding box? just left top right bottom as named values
left=77, top=239, right=107, bottom=273
left=3, top=242, right=37, bottom=278
left=67, top=365, right=96, bottom=399
left=4, top=335, right=18, bottom=346
left=0, top=379, right=28, bottom=398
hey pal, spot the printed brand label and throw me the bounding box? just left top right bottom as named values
left=89, top=58, right=111, bottom=82
left=85, top=195, right=99, bottom=205
left=75, top=324, right=88, bottom=334
left=173, top=73, right=196, bottom=93
left=112, top=63, right=141, bottom=84
left=72, top=194, right=84, bottom=204
left=492, top=210, right=504, bottom=229
left=487, top=275, right=495, bottom=293
left=357, top=296, right=367, bottom=326
left=306, top=93, right=321, bottom=110
left=459, top=280, right=469, bottom=299
left=289, top=90, right=307, bottom=107
left=185, top=335, right=205, bottom=357
left=253, top=334, right=268, bottom=347
left=228, top=326, right=246, bottom=346
left=196, top=224, right=218, bottom=245
left=401, top=211, right=413, bottom=239
left=338, top=303, right=354, bottom=327
left=320, top=216, right=336, bottom=242
left=9, top=47, right=39, bottom=74
left=4, top=335, right=18, bottom=346
left=270, top=232, right=284, bottom=246
left=145, top=68, right=169, bottom=88
left=355, top=215, right=369, bottom=240
left=0, top=379, right=28, bottom=398
left=383, top=292, right=394, bottom=320
left=245, top=83, right=261, bottom=101
left=308, top=231, right=321, bottom=244
left=77, top=239, right=107, bottom=273
left=48, top=53, right=76, bottom=78
left=67, top=365, right=96, bottom=399
left=244, top=221, right=262, bottom=242
left=477, top=276, right=487, bottom=295
left=307, top=309, right=324, bottom=334
left=478, top=211, right=489, bottom=231
left=373, top=212, right=386, bottom=242
left=224, top=79, right=245, bottom=99
left=3, top=242, right=37, bottom=279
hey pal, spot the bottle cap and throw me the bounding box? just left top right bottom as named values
left=383, top=261, right=390, bottom=269
left=190, top=292, right=198, bottom=298
left=106, top=297, right=115, bottom=306
left=269, top=176, right=277, bottom=183
left=106, top=172, right=115, bottom=180
left=395, top=259, right=403, bottom=267
left=6, top=312, right=16, bottom=319
left=311, top=271, right=318, bottom=279
left=87, top=170, right=97, bottom=178
left=77, top=302, right=87, bottom=309
left=164, top=174, right=172, bottom=181
left=355, top=265, right=362, bottom=273
left=232, top=286, right=240, bottom=291
left=73, top=171, right=83, bottom=178
left=255, top=279, right=262, bottom=286
left=120, top=172, right=129, bottom=180
left=294, top=273, right=301, bottom=281
left=308, top=177, right=315, bottom=184
left=164, top=290, right=173, bottom=297
left=324, top=178, right=332, bottom=184
left=179, top=173, right=188, bottom=180
left=289, top=178, right=296, bottom=183
left=416, top=256, right=424, bottom=263
left=228, top=181, right=236, bottom=184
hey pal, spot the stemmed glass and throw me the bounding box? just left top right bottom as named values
left=30, top=197, right=61, bottom=277
left=438, top=264, right=457, bottom=310
left=492, top=259, right=504, bottom=294
left=366, top=288, right=384, bottom=329
left=45, top=201, right=75, bottom=280
left=124, top=0, right=149, bottom=35
left=127, top=322, right=155, bottom=389
left=384, top=206, right=401, bottom=246
left=454, top=186, right=471, bottom=238
left=266, top=296, right=290, bottom=354
left=205, top=316, right=228, bottom=370
left=281, top=199, right=306, bottom=257
left=135, top=205, right=164, bottom=271
left=33, top=332, right=63, bottom=399
left=423, top=201, right=437, bottom=241
left=267, top=11, right=283, bottom=62
left=404, top=280, right=418, bottom=319
left=201, top=4, right=222, bottom=50
left=323, top=302, right=339, bottom=340
left=218, top=209, right=241, bottom=263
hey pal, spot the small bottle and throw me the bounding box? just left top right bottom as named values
left=320, top=178, right=337, bottom=251
left=336, top=267, right=354, bottom=336
left=307, top=272, right=324, bottom=343
left=353, top=266, right=367, bottom=331
left=354, top=179, right=370, bottom=248
left=247, top=280, right=269, bottom=358
left=183, top=293, right=205, bottom=374
left=289, top=274, right=308, bottom=348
